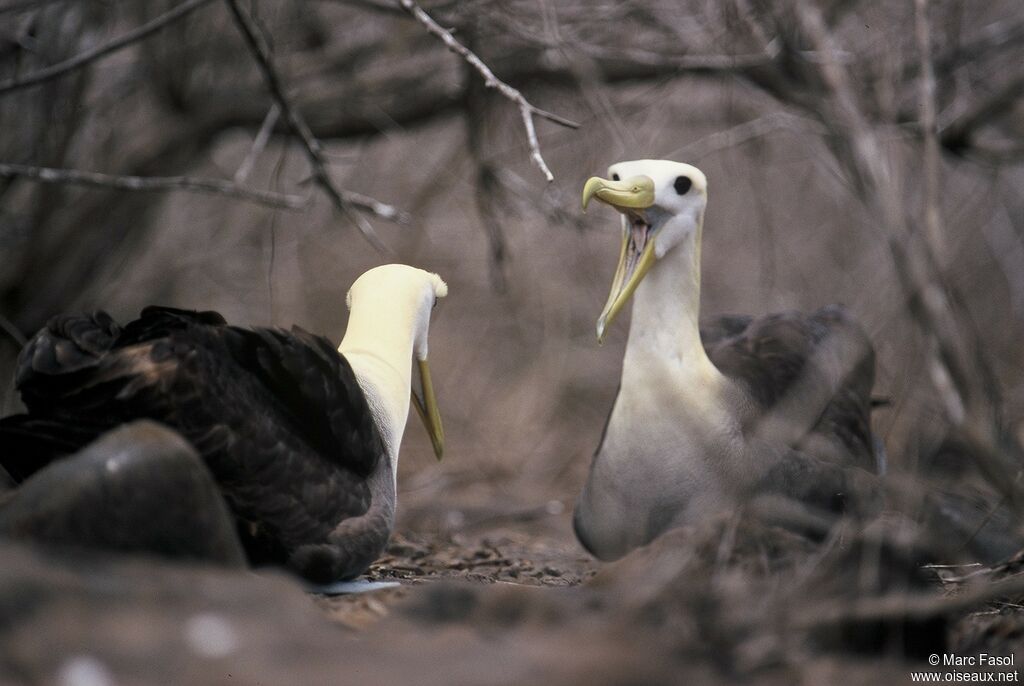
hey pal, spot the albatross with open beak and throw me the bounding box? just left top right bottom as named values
left=573, top=160, right=878, bottom=561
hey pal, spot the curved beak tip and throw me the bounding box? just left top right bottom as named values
left=581, top=176, right=604, bottom=213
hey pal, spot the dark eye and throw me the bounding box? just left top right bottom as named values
left=611, top=173, right=620, bottom=181
left=674, top=176, right=692, bottom=195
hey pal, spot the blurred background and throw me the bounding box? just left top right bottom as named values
left=1, top=0, right=1023, bottom=538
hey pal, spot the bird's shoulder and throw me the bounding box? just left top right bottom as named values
left=219, top=324, right=385, bottom=479
left=701, top=305, right=877, bottom=471
left=701, top=305, right=873, bottom=409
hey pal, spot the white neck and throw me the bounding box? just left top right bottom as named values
left=621, top=221, right=726, bottom=396
left=337, top=299, right=415, bottom=480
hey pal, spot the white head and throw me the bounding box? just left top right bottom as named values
left=342, top=264, right=448, bottom=461
left=582, top=160, right=709, bottom=340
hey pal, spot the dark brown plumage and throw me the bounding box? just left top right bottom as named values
left=0, top=307, right=391, bottom=583
left=700, top=305, right=878, bottom=474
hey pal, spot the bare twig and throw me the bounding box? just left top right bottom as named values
left=897, top=17, right=1024, bottom=94
left=397, top=0, right=579, bottom=182
left=339, top=189, right=410, bottom=224
left=464, top=51, right=510, bottom=292
left=941, top=73, right=1024, bottom=153
left=436, top=5, right=777, bottom=79
left=292, top=174, right=411, bottom=221
left=0, top=162, right=309, bottom=210
left=915, top=0, right=946, bottom=263
left=316, top=0, right=404, bottom=15
left=0, top=0, right=66, bottom=15
left=797, top=571, right=1024, bottom=627
left=0, top=0, right=218, bottom=97
left=668, top=112, right=826, bottom=161
left=982, top=207, right=1024, bottom=322
left=577, top=43, right=776, bottom=72
left=0, top=312, right=27, bottom=348
left=225, top=0, right=401, bottom=249
left=234, top=104, right=280, bottom=185
left=789, top=0, right=1024, bottom=510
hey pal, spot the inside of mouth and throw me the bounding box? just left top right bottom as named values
left=624, top=210, right=651, bottom=276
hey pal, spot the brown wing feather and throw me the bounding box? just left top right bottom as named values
left=1, top=307, right=390, bottom=581
left=701, top=304, right=877, bottom=472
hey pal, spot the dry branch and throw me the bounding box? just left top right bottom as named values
left=668, top=112, right=826, bottom=161
left=0, top=312, right=26, bottom=348
left=0, top=162, right=309, bottom=210
left=797, top=571, right=1024, bottom=627
left=397, top=0, right=579, bottom=182
left=0, top=0, right=219, bottom=97
left=577, top=43, right=776, bottom=72
left=941, top=73, right=1024, bottom=153
left=0, top=0, right=66, bottom=15
left=914, top=0, right=946, bottom=262
left=464, top=58, right=510, bottom=292
left=907, top=16, right=1024, bottom=83
left=789, top=0, right=1024, bottom=509
left=318, top=0, right=405, bottom=15
left=234, top=104, right=280, bottom=185
left=225, top=0, right=402, bottom=250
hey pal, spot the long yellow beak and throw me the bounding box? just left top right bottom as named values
left=597, top=238, right=657, bottom=343
left=583, top=175, right=657, bottom=343
left=411, top=358, right=444, bottom=461
left=582, top=175, right=655, bottom=212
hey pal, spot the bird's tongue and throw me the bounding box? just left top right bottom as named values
left=625, top=216, right=649, bottom=277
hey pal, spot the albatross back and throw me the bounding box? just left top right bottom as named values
left=1, top=307, right=391, bottom=581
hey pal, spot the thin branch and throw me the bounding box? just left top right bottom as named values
left=234, top=104, right=280, bottom=185
left=463, top=49, right=510, bottom=292
left=915, top=0, right=946, bottom=262
left=0, top=0, right=219, bottom=97
left=941, top=73, right=1024, bottom=153
left=420, top=4, right=776, bottom=78
left=790, top=0, right=1024, bottom=511
left=667, top=112, right=826, bottom=161
left=397, top=0, right=579, bottom=182
left=964, top=143, right=1024, bottom=164
left=0, top=163, right=309, bottom=210
left=901, top=17, right=1024, bottom=88
left=0, top=0, right=66, bottom=15
left=225, top=0, right=399, bottom=249
left=315, top=0, right=404, bottom=15
left=0, top=312, right=27, bottom=348
left=312, top=0, right=463, bottom=24
left=797, top=571, right=1024, bottom=627
left=338, top=189, right=410, bottom=224
left=577, top=43, right=776, bottom=72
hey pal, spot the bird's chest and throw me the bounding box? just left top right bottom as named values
left=594, top=372, right=747, bottom=520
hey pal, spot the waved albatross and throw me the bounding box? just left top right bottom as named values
left=0, top=264, right=447, bottom=582
left=573, top=160, right=878, bottom=561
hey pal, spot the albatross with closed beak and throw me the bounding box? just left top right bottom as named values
left=0, top=264, right=448, bottom=582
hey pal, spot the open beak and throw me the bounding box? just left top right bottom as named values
left=411, top=358, right=444, bottom=461
left=582, top=175, right=657, bottom=343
